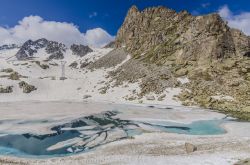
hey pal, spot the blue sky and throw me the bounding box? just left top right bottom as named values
left=0, top=0, right=249, bottom=35
left=0, top=0, right=250, bottom=46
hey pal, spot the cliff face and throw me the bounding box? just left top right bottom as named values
left=115, top=6, right=250, bottom=65
left=112, top=6, right=250, bottom=120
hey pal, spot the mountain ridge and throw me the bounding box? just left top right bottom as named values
left=111, top=5, right=250, bottom=119
left=115, top=5, right=250, bottom=64
left=14, top=38, right=93, bottom=60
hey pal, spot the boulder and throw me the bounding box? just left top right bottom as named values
left=9, top=72, right=20, bottom=80
left=0, top=86, right=13, bottom=93
left=69, top=62, right=78, bottom=68
left=35, top=61, right=49, bottom=69
left=18, top=81, right=37, bottom=93
left=157, top=94, right=166, bottom=101
left=235, top=158, right=250, bottom=165
left=175, top=68, right=188, bottom=77
left=185, top=142, right=197, bottom=153
left=83, top=95, right=92, bottom=99
left=1, top=68, right=13, bottom=73
left=146, top=96, right=155, bottom=100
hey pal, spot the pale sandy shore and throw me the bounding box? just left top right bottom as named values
left=0, top=101, right=249, bottom=165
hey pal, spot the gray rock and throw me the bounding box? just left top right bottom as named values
left=158, top=94, right=166, bottom=101
left=146, top=96, right=155, bottom=100
left=69, top=62, right=78, bottom=68
left=35, top=61, right=49, bottom=69
left=70, top=44, right=93, bottom=57
left=9, top=72, right=20, bottom=80
left=18, top=81, right=37, bottom=93
left=1, top=68, right=14, bottom=73
left=46, top=41, right=66, bottom=60
left=83, top=95, right=92, bottom=99
left=80, top=62, right=92, bottom=68
left=0, top=86, right=13, bottom=93
left=185, top=142, right=197, bottom=153
left=235, top=158, right=250, bottom=165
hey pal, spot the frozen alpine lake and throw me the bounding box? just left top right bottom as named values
left=0, top=101, right=249, bottom=164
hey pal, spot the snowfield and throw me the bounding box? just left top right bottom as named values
left=0, top=47, right=183, bottom=105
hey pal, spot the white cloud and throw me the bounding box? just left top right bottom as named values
left=218, top=5, right=232, bottom=18
left=89, top=12, right=98, bottom=18
left=218, top=5, right=250, bottom=35
left=84, top=28, right=115, bottom=47
left=0, top=15, right=114, bottom=47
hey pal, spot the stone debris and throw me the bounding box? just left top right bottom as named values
left=0, top=86, right=13, bottom=93
left=185, top=142, right=197, bottom=153
left=18, top=81, right=37, bottom=93
left=70, top=44, right=93, bottom=57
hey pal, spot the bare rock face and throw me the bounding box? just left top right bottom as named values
left=112, top=5, right=250, bottom=120
left=70, top=44, right=93, bottom=57
left=115, top=6, right=250, bottom=65
left=46, top=41, right=66, bottom=60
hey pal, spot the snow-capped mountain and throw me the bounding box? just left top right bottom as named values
left=14, top=38, right=94, bottom=61
left=15, top=38, right=66, bottom=60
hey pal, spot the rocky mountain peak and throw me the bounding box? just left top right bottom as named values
left=115, top=6, right=250, bottom=66
left=111, top=6, right=250, bottom=117
left=16, top=39, right=66, bottom=60
left=127, top=5, right=139, bottom=17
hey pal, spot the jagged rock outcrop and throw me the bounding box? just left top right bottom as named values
left=113, top=5, right=250, bottom=119
left=18, top=81, right=37, bottom=93
left=70, top=44, right=93, bottom=57
left=46, top=41, right=66, bottom=60
left=115, top=5, right=250, bottom=64
left=16, top=38, right=66, bottom=60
